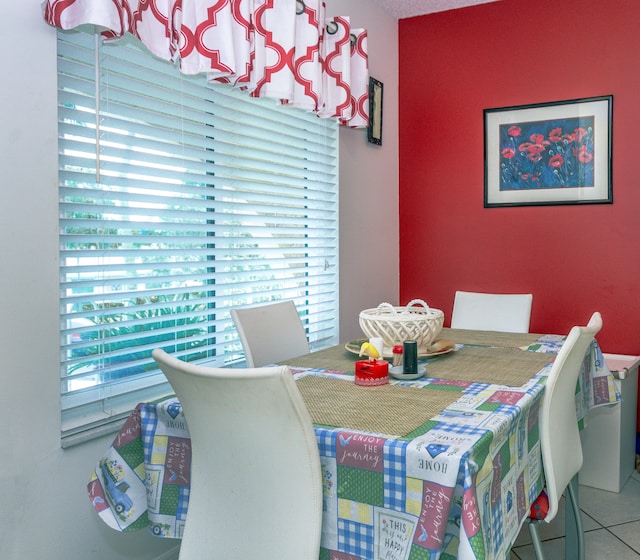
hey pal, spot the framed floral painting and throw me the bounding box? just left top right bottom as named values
left=484, top=96, right=612, bottom=207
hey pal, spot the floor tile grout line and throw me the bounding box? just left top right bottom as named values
left=603, top=518, right=640, bottom=529
left=580, top=507, right=605, bottom=531
left=603, top=526, right=640, bottom=557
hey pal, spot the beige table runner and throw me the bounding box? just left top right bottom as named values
left=425, top=346, right=553, bottom=386
left=283, top=341, right=553, bottom=387
left=282, top=330, right=546, bottom=373
left=296, top=375, right=461, bottom=436
left=281, top=345, right=358, bottom=372
left=439, top=328, right=543, bottom=348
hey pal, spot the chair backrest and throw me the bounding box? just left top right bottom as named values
left=230, top=300, right=310, bottom=367
left=451, top=290, right=533, bottom=333
left=538, top=311, right=602, bottom=522
left=152, top=349, right=322, bottom=560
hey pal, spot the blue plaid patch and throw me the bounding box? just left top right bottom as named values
left=177, top=485, right=189, bottom=521
left=338, top=518, right=374, bottom=558
left=525, top=381, right=546, bottom=397
left=140, top=402, right=161, bottom=464
left=491, top=500, right=504, bottom=553
left=315, top=427, right=336, bottom=458
left=384, top=439, right=407, bottom=510
left=434, top=423, right=489, bottom=437
left=463, top=382, right=492, bottom=395
left=528, top=479, right=543, bottom=505
left=495, top=404, right=520, bottom=417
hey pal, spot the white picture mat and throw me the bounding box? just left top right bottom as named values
left=485, top=97, right=611, bottom=206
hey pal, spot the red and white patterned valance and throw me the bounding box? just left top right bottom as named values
left=42, top=0, right=369, bottom=127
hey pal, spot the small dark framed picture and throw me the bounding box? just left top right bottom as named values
left=368, top=77, right=383, bottom=146
left=484, top=95, right=612, bottom=207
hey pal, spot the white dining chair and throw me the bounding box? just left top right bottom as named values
left=527, top=311, right=603, bottom=560
left=152, top=349, right=322, bottom=560
left=451, top=290, right=533, bottom=333
left=230, top=300, right=310, bottom=367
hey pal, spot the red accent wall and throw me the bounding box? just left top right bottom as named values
left=399, top=0, right=640, bottom=429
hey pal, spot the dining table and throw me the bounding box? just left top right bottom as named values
left=87, top=328, right=619, bottom=560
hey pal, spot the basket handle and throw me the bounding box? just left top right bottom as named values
left=406, top=299, right=431, bottom=312
left=376, top=302, right=397, bottom=315
left=375, top=300, right=432, bottom=315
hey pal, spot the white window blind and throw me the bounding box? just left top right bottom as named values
left=58, top=30, right=339, bottom=444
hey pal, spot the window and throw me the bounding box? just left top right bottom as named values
left=58, top=30, right=339, bottom=444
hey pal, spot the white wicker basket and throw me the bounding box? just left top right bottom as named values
left=359, top=299, right=444, bottom=353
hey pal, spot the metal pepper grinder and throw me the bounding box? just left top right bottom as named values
left=403, top=340, right=418, bottom=374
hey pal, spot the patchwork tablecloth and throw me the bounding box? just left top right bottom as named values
left=88, top=335, right=618, bottom=560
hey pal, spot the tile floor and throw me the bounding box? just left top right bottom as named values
left=510, top=469, right=640, bottom=559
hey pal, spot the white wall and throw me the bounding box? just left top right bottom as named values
left=0, top=2, right=397, bottom=559
left=331, top=1, right=400, bottom=341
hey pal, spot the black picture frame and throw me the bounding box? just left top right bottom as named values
left=484, top=95, right=613, bottom=207
left=368, top=77, right=383, bottom=146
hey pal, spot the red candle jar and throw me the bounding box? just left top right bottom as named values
left=355, top=359, right=389, bottom=386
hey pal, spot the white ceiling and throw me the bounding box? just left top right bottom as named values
left=374, top=0, right=501, bottom=19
